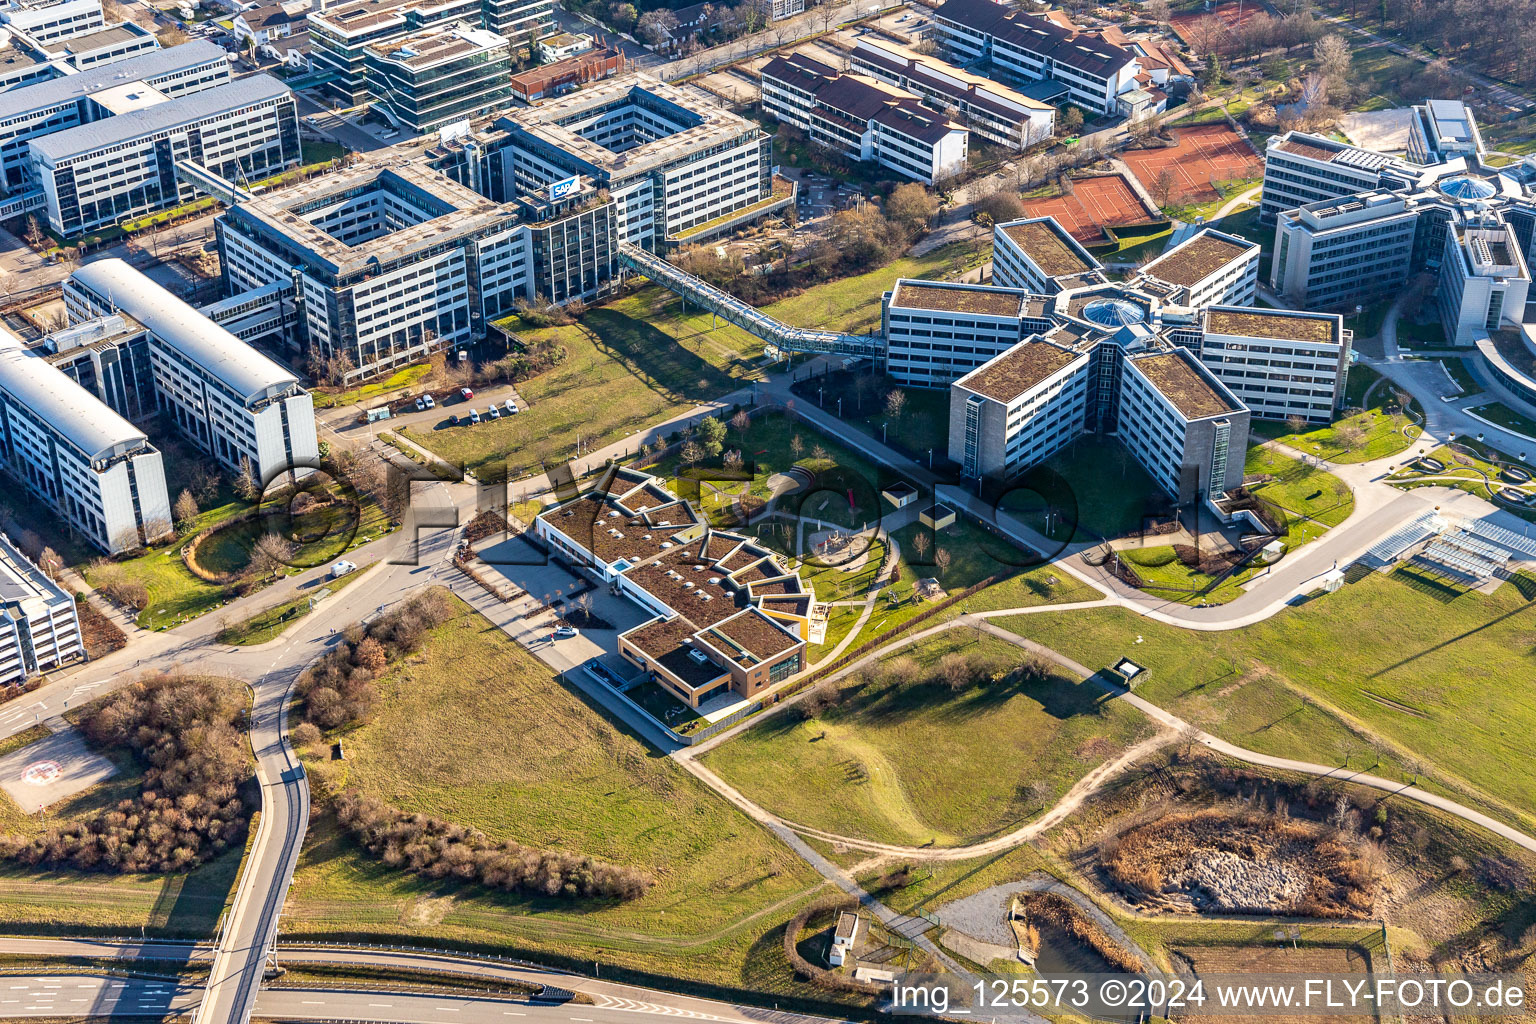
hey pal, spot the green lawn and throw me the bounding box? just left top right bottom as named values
left=1251, top=365, right=1420, bottom=464
left=216, top=562, right=373, bottom=645
left=1118, top=546, right=1262, bottom=606
left=1244, top=445, right=1355, bottom=548
left=798, top=371, right=952, bottom=462
left=758, top=243, right=987, bottom=337
left=289, top=597, right=825, bottom=992
left=701, top=632, right=1152, bottom=847
left=406, top=288, right=764, bottom=482
left=998, top=570, right=1536, bottom=829
left=998, top=435, right=1170, bottom=542
left=1467, top=401, right=1536, bottom=442
left=1396, top=317, right=1448, bottom=349
left=313, top=363, right=433, bottom=410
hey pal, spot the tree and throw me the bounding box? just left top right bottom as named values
left=811, top=444, right=828, bottom=462
left=971, top=189, right=1024, bottom=226
left=637, top=8, right=678, bottom=47
left=680, top=441, right=704, bottom=467
left=159, top=23, right=188, bottom=45
left=696, top=415, right=727, bottom=457
left=730, top=409, right=750, bottom=435
left=36, top=547, right=62, bottom=580
left=610, top=1, right=638, bottom=29
left=1286, top=413, right=1309, bottom=434
left=790, top=434, right=805, bottom=459
left=248, top=532, right=296, bottom=580
left=723, top=448, right=744, bottom=471
left=353, top=636, right=387, bottom=673
left=1186, top=15, right=1228, bottom=55
left=884, top=182, right=938, bottom=238
left=173, top=490, right=200, bottom=533
left=884, top=389, right=906, bottom=420
left=1152, top=168, right=1178, bottom=208
left=1148, top=0, right=1171, bottom=30
left=910, top=530, right=930, bottom=563
left=23, top=216, right=44, bottom=249
left=1061, top=106, right=1084, bottom=134
left=934, top=548, right=952, bottom=577
left=1202, top=52, right=1224, bottom=88
left=1314, top=33, right=1351, bottom=93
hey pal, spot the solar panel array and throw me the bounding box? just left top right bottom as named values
left=1364, top=513, right=1437, bottom=565
left=1465, top=517, right=1536, bottom=559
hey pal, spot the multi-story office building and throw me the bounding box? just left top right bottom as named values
left=882, top=279, right=1055, bottom=388
left=849, top=37, right=1054, bottom=151
left=991, top=216, right=1105, bottom=293
left=1198, top=306, right=1351, bottom=422
left=29, top=74, right=300, bottom=235
left=1269, top=190, right=1422, bottom=308
left=501, top=75, right=787, bottom=249
left=1437, top=218, right=1531, bottom=345
left=0, top=328, right=172, bottom=553
left=217, top=162, right=618, bottom=381
left=65, top=259, right=318, bottom=485
left=42, top=313, right=159, bottom=422
left=535, top=467, right=810, bottom=710
left=930, top=0, right=1140, bottom=115
left=1136, top=228, right=1259, bottom=308
left=1117, top=348, right=1248, bottom=502
left=1259, top=131, right=1404, bottom=221
left=365, top=21, right=512, bottom=134
left=0, top=533, right=82, bottom=686
left=1409, top=99, right=1485, bottom=165
left=0, top=39, right=230, bottom=192
left=760, top=51, right=966, bottom=183
left=34, top=19, right=156, bottom=68
left=308, top=0, right=548, bottom=105
left=950, top=333, right=1090, bottom=479
left=1, top=0, right=102, bottom=44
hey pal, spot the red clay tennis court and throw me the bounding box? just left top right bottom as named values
left=1019, top=174, right=1156, bottom=244
left=1121, top=124, right=1261, bottom=206
left=1168, top=2, right=1266, bottom=46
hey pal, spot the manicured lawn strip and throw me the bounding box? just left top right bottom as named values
left=407, top=288, right=764, bottom=481
left=1467, top=400, right=1536, bottom=441
left=313, top=363, right=433, bottom=410
left=1396, top=318, right=1447, bottom=349
left=701, top=632, right=1152, bottom=847
left=996, top=571, right=1536, bottom=826
left=217, top=562, right=373, bottom=645
left=289, top=596, right=825, bottom=990
left=815, top=603, right=866, bottom=654
left=1119, top=546, right=1260, bottom=605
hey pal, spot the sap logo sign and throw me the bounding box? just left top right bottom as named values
left=549, top=176, right=580, bottom=201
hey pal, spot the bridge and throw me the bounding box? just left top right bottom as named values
left=176, top=159, right=255, bottom=206
left=617, top=243, right=886, bottom=359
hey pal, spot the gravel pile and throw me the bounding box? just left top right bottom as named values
left=1163, top=850, right=1309, bottom=913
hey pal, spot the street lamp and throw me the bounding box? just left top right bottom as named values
left=818, top=386, right=823, bottom=408
left=881, top=422, right=888, bottom=443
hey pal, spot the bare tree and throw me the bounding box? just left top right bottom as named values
left=790, top=434, right=805, bottom=459
left=248, top=532, right=296, bottom=580
left=884, top=389, right=907, bottom=420
left=910, top=530, right=931, bottom=563
left=934, top=548, right=952, bottom=577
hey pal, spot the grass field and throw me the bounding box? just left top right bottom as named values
left=313, top=364, right=433, bottom=410
left=1252, top=365, right=1419, bottom=464
left=216, top=562, right=373, bottom=645
left=403, top=242, right=983, bottom=482
left=998, top=435, right=1170, bottom=542
left=701, top=632, right=1152, bottom=847
left=998, top=570, right=1536, bottom=828
left=289, top=597, right=826, bottom=991
left=1467, top=400, right=1536, bottom=441
left=1244, top=445, right=1355, bottom=549
left=1119, top=546, right=1260, bottom=606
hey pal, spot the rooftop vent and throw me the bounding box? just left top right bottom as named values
left=687, top=648, right=709, bottom=665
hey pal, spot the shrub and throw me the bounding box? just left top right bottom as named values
left=333, top=791, right=651, bottom=901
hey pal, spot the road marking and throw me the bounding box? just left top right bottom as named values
left=436, top=1008, right=461, bottom=1012
left=302, top=1000, right=326, bottom=1004
left=504, top=1013, right=526, bottom=1017
left=368, top=1003, right=394, bottom=1008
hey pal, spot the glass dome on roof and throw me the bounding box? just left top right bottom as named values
left=1439, top=175, right=1499, bottom=200
left=1081, top=298, right=1146, bottom=328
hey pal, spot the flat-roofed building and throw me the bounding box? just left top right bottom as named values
left=307, top=0, right=547, bottom=104
left=217, top=162, right=618, bottom=381
left=949, top=335, right=1090, bottom=478
left=760, top=51, right=967, bottom=184
left=36, top=19, right=156, bottom=67
left=506, top=41, right=624, bottom=103
left=502, top=74, right=782, bottom=249
left=365, top=21, right=511, bottom=134
left=29, top=73, right=300, bottom=235
left=1120, top=348, right=1248, bottom=501
left=535, top=468, right=809, bottom=710
left=1134, top=228, right=1258, bottom=308
left=0, top=327, right=172, bottom=553
left=1269, top=190, right=1421, bottom=308
left=0, top=533, right=82, bottom=685
left=1409, top=100, right=1484, bottom=165
left=849, top=37, right=1054, bottom=150
left=930, top=0, right=1140, bottom=115
left=1260, top=131, right=1402, bottom=220
left=0, top=39, right=230, bottom=193
left=882, top=279, right=1054, bottom=387
left=1199, top=306, right=1351, bottom=422
left=991, top=216, right=1104, bottom=292
left=1, top=0, right=102, bottom=44
left=65, top=259, right=318, bottom=485
left=1438, top=219, right=1531, bottom=346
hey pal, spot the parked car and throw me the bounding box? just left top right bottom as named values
left=423, top=394, right=435, bottom=409
left=469, top=408, right=481, bottom=424
left=487, top=405, right=501, bottom=419
left=329, top=560, right=357, bottom=578
left=459, top=387, right=474, bottom=401
left=449, top=414, right=461, bottom=426
left=504, top=399, right=518, bottom=414
left=553, top=626, right=578, bottom=639
left=414, top=396, right=426, bottom=411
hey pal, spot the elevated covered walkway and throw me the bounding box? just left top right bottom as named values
left=617, top=243, right=886, bottom=359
